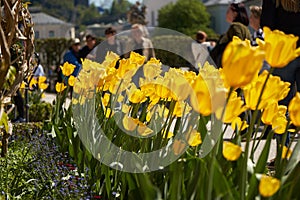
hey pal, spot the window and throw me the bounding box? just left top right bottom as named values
left=49, top=30, right=55, bottom=37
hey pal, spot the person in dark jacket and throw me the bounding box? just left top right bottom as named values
left=79, top=34, right=97, bottom=60
left=210, top=2, right=251, bottom=68
left=63, top=38, right=82, bottom=77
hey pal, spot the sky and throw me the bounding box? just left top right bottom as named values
left=89, top=0, right=139, bottom=8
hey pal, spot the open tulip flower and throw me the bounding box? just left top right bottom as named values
left=221, top=36, right=265, bottom=88
left=259, top=175, right=280, bottom=197
left=262, top=27, right=300, bottom=68
left=243, top=70, right=290, bottom=110
left=60, top=62, right=75, bottom=76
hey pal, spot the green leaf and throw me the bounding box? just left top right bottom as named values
left=0, top=111, right=9, bottom=133
left=247, top=132, right=273, bottom=199
left=212, top=159, right=235, bottom=199
left=285, top=139, right=300, bottom=175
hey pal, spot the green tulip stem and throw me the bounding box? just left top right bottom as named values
left=241, top=68, right=273, bottom=199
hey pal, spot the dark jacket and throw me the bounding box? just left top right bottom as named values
left=261, top=0, right=300, bottom=47
left=210, top=22, right=251, bottom=68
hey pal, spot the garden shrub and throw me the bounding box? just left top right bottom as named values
left=29, top=102, right=52, bottom=122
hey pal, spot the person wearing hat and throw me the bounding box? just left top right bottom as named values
left=63, top=38, right=82, bottom=77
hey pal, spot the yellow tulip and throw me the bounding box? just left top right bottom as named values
left=20, top=81, right=26, bottom=89
left=117, top=58, right=137, bottom=78
left=190, top=76, right=213, bottom=116
left=143, top=58, right=162, bottom=79
left=105, top=108, right=113, bottom=118
left=38, top=76, right=47, bottom=83
left=102, top=51, right=120, bottom=69
left=163, top=131, right=174, bottom=139
left=173, top=139, right=186, bottom=156
left=261, top=102, right=279, bottom=125
left=282, top=146, right=292, bottom=159
left=38, top=82, right=48, bottom=90
left=272, top=114, right=288, bottom=134
left=37, top=76, right=48, bottom=90
left=55, top=82, right=67, bottom=93
left=243, top=71, right=290, bottom=110
left=187, top=129, right=202, bottom=147
left=122, top=116, right=138, bottom=131
left=68, top=75, right=76, bottom=86
left=128, top=88, right=147, bottom=104
left=137, top=123, right=153, bottom=136
left=216, top=92, right=246, bottom=123
left=121, top=104, right=130, bottom=114
left=222, top=141, right=242, bottom=161
left=231, top=117, right=248, bottom=131
left=140, top=82, right=156, bottom=98
left=288, top=92, right=300, bottom=126
left=221, top=36, right=265, bottom=88
left=129, top=51, right=146, bottom=66
left=29, top=78, right=37, bottom=88
left=262, top=27, right=300, bottom=68
left=259, top=175, right=280, bottom=197
left=102, top=93, right=110, bottom=107
left=60, top=62, right=75, bottom=76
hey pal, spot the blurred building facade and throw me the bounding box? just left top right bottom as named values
left=31, top=12, right=75, bottom=39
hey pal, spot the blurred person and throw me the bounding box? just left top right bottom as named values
left=249, top=5, right=270, bottom=73
left=33, top=52, right=45, bottom=78
left=91, top=27, right=123, bottom=64
left=249, top=5, right=264, bottom=46
left=126, top=23, right=155, bottom=61
left=63, top=38, right=82, bottom=78
left=79, top=34, right=97, bottom=60
left=12, top=52, right=45, bottom=123
left=191, top=30, right=214, bottom=71
left=210, top=2, right=251, bottom=68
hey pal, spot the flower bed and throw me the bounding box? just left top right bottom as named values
left=47, top=27, right=300, bottom=199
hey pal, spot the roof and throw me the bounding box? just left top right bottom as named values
left=31, top=12, right=72, bottom=26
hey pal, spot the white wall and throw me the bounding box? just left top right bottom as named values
left=143, top=0, right=177, bottom=27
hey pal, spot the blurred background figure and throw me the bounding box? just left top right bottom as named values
left=79, top=34, right=97, bottom=60
left=191, top=30, right=214, bottom=71
left=33, top=52, right=45, bottom=78
left=249, top=5, right=264, bottom=46
left=210, top=2, right=251, bottom=68
left=63, top=38, right=82, bottom=78
left=91, top=27, right=123, bottom=64
left=249, top=5, right=270, bottom=74
left=126, top=23, right=155, bottom=61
